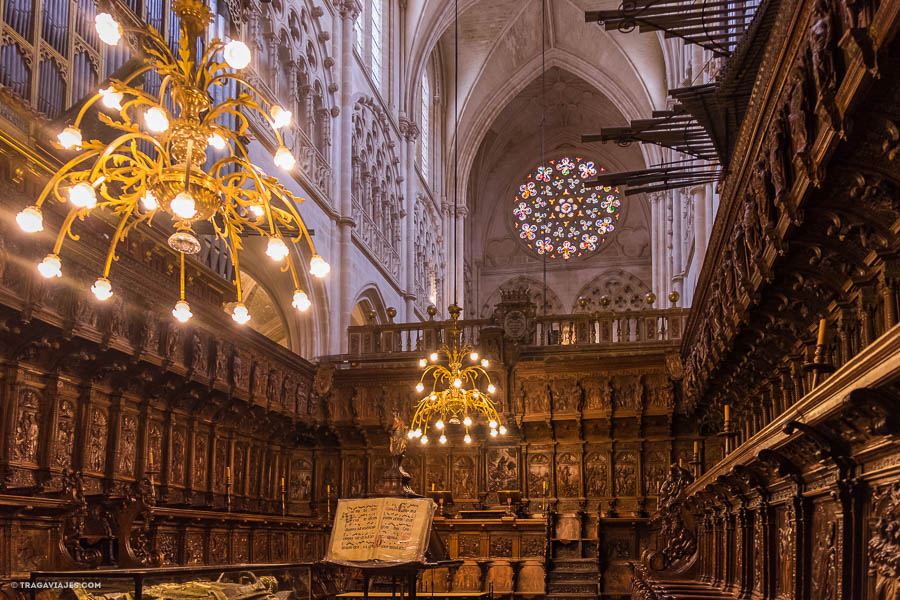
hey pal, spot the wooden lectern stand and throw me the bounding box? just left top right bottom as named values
left=496, top=490, right=522, bottom=518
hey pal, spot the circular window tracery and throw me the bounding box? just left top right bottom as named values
left=512, top=157, right=621, bottom=260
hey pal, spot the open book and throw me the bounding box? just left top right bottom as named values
left=325, top=497, right=436, bottom=563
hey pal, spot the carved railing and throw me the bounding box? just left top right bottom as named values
left=346, top=309, right=688, bottom=357
left=351, top=195, right=402, bottom=283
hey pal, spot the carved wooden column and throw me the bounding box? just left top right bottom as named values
left=736, top=506, right=751, bottom=598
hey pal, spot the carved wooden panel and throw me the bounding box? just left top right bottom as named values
left=810, top=501, right=839, bottom=600
left=452, top=455, right=476, bottom=499
left=528, top=453, right=551, bottom=497
left=585, top=449, right=610, bottom=496
left=426, top=454, right=448, bottom=491
left=556, top=451, right=581, bottom=497
left=487, top=447, right=518, bottom=491
left=344, top=454, right=366, bottom=497
left=614, top=450, right=637, bottom=496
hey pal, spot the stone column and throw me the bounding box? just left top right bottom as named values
left=649, top=193, right=661, bottom=303
left=665, top=191, right=675, bottom=304
left=692, top=183, right=707, bottom=271
left=672, top=191, right=684, bottom=306
left=336, top=1, right=360, bottom=354
left=399, top=118, right=419, bottom=319
left=454, top=206, right=467, bottom=310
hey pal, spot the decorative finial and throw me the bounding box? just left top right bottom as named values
left=366, top=309, right=377, bottom=322
left=599, top=295, right=610, bottom=308
left=427, top=305, right=438, bottom=320
left=578, top=297, right=589, bottom=309
left=386, top=307, right=397, bottom=322
left=448, top=304, right=462, bottom=321
left=646, top=292, right=657, bottom=306
left=668, top=291, right=680, bottom=306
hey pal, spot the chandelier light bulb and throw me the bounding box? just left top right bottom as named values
left=429, top=393, right=437, bottom=401
left=16, top=206, right=43, bottom=232
left=481, top=358, right=489, bottom=368
left=95, top=13, right=121, bottom=45
left=231, top=302, right=251, bottom=324
left=309, top=254, right=331, bottom=278
left=207, top=132, right=227, bottom=150
left=415, top=382, right=425, bottom=393
left=499, top=425, right=507, bottom=435
left=439, top=434, right=447, bottom=444
left=172, top=299, right=193, bottom=322
left=487, top=384, right=497, bottom=394
left=435, top=420, right=444, bottom=430
left=470, top=352, right=479, bottom=361
left=266, top=237, right=289, bottom=261
left=463, top=416, right=473, bottom=427
left=464, top=433, right=472, bottom=444
left=407, top=430, right=415, bottom=439
left=270, top=105, right=292, bottom=129
left=223, top=40, right=252, bottom=69
left=292, top=290, right=311, bottom=312
left=249, top=205, right=265, bottom=217
left=144, top=107, right=169, bottom=133
left=69, top=182, right=98, bottom=208
left=141, top=190, right=158, bottom=211
left=99, top=87, right=123, bottom=110
left=429, top=352, right=439, bottom=362
left=57, top=126, right=82, bottom=150
left=170, top=191, right=196, bottom=219
left=420, top=435, right=428, bottom=445
left=419, top=358, right=427, bottom=368
left=490, top=429, right=498, bottom=437
left=38, top=254, right=62, bottom=278
left=415, top=428, right=422, bottom=438
left=453, top=378, right=463, bottom=388
left=274, top=145, right=295, bottom=170
left=489, top=420, right=498, bottom=429
left=91, top=277, right=113, bottom=301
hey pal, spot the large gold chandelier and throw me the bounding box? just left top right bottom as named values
left=15, top=0, right=330, bottom=324
left=407, top=305, right=506, bottom=445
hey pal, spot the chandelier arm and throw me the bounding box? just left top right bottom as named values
left=87, top=133, right=167, bottom=183
left=70, top=65, right=156, bottom=128
left=118, top=25, right=177, bottom=66
left=195, top=39, right=227, bottom=86
left=51, top=207, right=89, bottom=254
left=284, top=248, right=301, bottom=289
left=221, top=213, right=245, bottom=302
left=35, top=150, right=103, bottom=208
left=206, top=75, right=287, bottom=144
left=101, top=204, right=137, bottom=277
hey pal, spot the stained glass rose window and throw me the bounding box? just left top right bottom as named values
left=512, top=157, right=621, bottom=260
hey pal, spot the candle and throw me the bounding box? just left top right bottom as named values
left=148, top=449, right=154, bottom=468
left=432, top=483, right=435, bottom=491
left=226, top=466, right=231, bottom=481
left=693, top=441, right=700, bottom=455
left=678, top=458, right=683, bottom=468
left=656, top=481, right=661, bottom=493
left=817, top=318, right=827, bottom=346
left=542, top=481, right=547, bottom=494
left=281, top=476, right=285, bottom=488
left=327, top=484, right=331, bottom=495
left=724, top=405, right=731, bottom=422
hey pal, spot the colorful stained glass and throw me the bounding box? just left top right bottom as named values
left=512, top=157, right=621, bottom=260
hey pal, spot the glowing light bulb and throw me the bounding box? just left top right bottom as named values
left=88, top=277, right=113, bottom=301
left=407, top=430, right=415, bottom=439
left=69, top=182, right=97, bottom=208
left=429, top=352, right=439, bottom=362
left=144, top=107, right=169, bottom=133
left=274, top=145, right=295, bottom=170
left=435, top=420, right=444, bottom=430
left=266, top=237, right=289, bottom=261
left=249, top=205, right=265, bottom=217
left=38, top=254, right=62, bottom=278
left=420, top=435, right=428, bottom=445
left=170, top=191, right=196, bottom=219
left=141, top=190, right=158, bottom=211
left=309, top=254, right=330, bottom=278
left=499, top=426, right=507, bottom=435
left=95, top=13, right=121, bottom=45
left=453, top=378, right=462, bottom=388
left=419, top=358, right=427, bottom=368
left=292, top=290, right=311, bottom=312
left=490, top=429, right=498, bottom=437
left=463, top=416, right=472, bottom=427
left=16, top=206, right=43, bottom=232
left=439, top=434, right=447, bottom=444
left=481, top=359, right=489, bottom=368
left=208, top=132, right=226, bottom=150
left=99, top=87, right=123, bottom=110
left=464, top=433, right=472, bottom=444
left=470, top=352, right=479, bottom=361
left=415, top=383, right=425, bottom=393
left=487, top=384, right=497, bottom=394
left=231, top=302, right=251, bottom=324
left=223, top=40, right=251, bottom=69
left=429, top=393, right=437, bottom=401
left=415, top=428, right=422, bottom=438
left=270, top=105, right=292, bottom=129
left=57, top=126, right=82, bottom=150
left=172, top=299, right=192, bottom=322
left=489, top=420, right=498, bottom=429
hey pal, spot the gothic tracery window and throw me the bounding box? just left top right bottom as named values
left=513, top=157, right=621, bottom=260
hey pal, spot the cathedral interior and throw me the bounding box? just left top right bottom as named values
left=0, top=0, right=898, bottom=599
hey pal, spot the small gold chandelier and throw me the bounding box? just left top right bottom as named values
left=407, top=305, right=506, bottom=445
left=15, top=0, right=329, bottom=324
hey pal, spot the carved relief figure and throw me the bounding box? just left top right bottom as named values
left=214, top=441, right=227, bottom=491
left=118, top=415, right=137, bottom=476
left=809, top=0, right=837, bottom=101
left=779, top=509, right=794, bottom=595
left=290, top=458, right=312, bottom=501
left=811, top=503, right=838, bottom=600
left=524, top=380, right=550, bottom=413
left=767, top=111, right=790, bottom=208
left=788, top=61, right=812, bottom=159
left=171, top=428, right=186, bottom=484
left=148, top=422, right=163, bottom=470
left=643, top=448, right=667, bottom=494
left=487, top=448, right=518, bottom=491
left=346, top=455, right=365, bottom=497
left=583, top=376, right=611, bottom=410
left=194, top=435, right=207, bottom=489
left=13, top=391, right=41, bottom=463
left=528, top=454, right=551, bottom=496
left=868, top=483, right=900, bottom=600
left=453, top=456, right=476, bottom=499
left=550, top=378, right=583, bottom=412
left=614, top=451, right=637, bottom=496
left=557, top=452, right=581, bottom=497
left=88, top=408, right=108, bottom=472
left=612, top=375, right=641, bottom=410
left=54, top=399, right=76, bottom=468
left=585, top=452, right=609, bottom=496
left=426, top=455, right=447, bottom=491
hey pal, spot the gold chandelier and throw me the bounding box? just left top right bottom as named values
left=407, top=305, right=506, bottom=445
left=15, top=0, right=330, bottom=324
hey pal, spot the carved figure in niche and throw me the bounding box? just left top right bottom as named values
left=171, top=429, right=186, bottom=484
left=585, top=452, right=609, bottom=496
left=347, top=456, right=365, bottom=497
left=194, top=436, right=207, bottom=488
left=458, top=535, right=480, bottom=558
left=426, top=455, right=447, bottom=491
left=612, top=375, right=641, bottom=410
left=55, top=400, right=76, bottom=468
left=644, top=450, right=667, bottom=494
left=767, top=110, right=790, bottom=209
left=525, top=381, right=550, bottom=413
left=453, top=456, right=476, bottom=499
left=811, top=506, right=837, bottom=600
left=753, top=514, right=764, bottom=592
left=88, top=409, right=108, bottom=472
left=809, top=0, right=837, bottom=102
left=190, top=331, right=207, bottom=375
left=788, top=61, right=812, bottom=160
left=557, top=453, right=580, bottom=497
left=528, top=454, right=551, bottom=496
left=550, top=379, right=582, bottom=412
left=267, top=369, right=282, bottom=405
left=291, top=456, right=313, bottom=501
left=779, top=510, right=794, bottom=593
left=614, top=452, right=637, bottom=496
left=215, top=443, right=227, bottom=491
left=13, top=392, right=41, bottom=463
left=487, top=448, right=518, bottom=491
left=234, top=444, right=246, bottom=493
left=148, top=422, right=163, bottom=470
left=583, top=376, right=611, bottom=410
left=750, top=159, right=775, bottom=237
left=119, top=415, right=137, bottom=476
left=214, top=341, right=230, bottom=382
left=248, top=448, right=260, bottom=495
left=232, top=351, right=248, bottom=390
left=868, top=483, right=900, bottom=600
left=741, top=195, right=762, bottom=263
